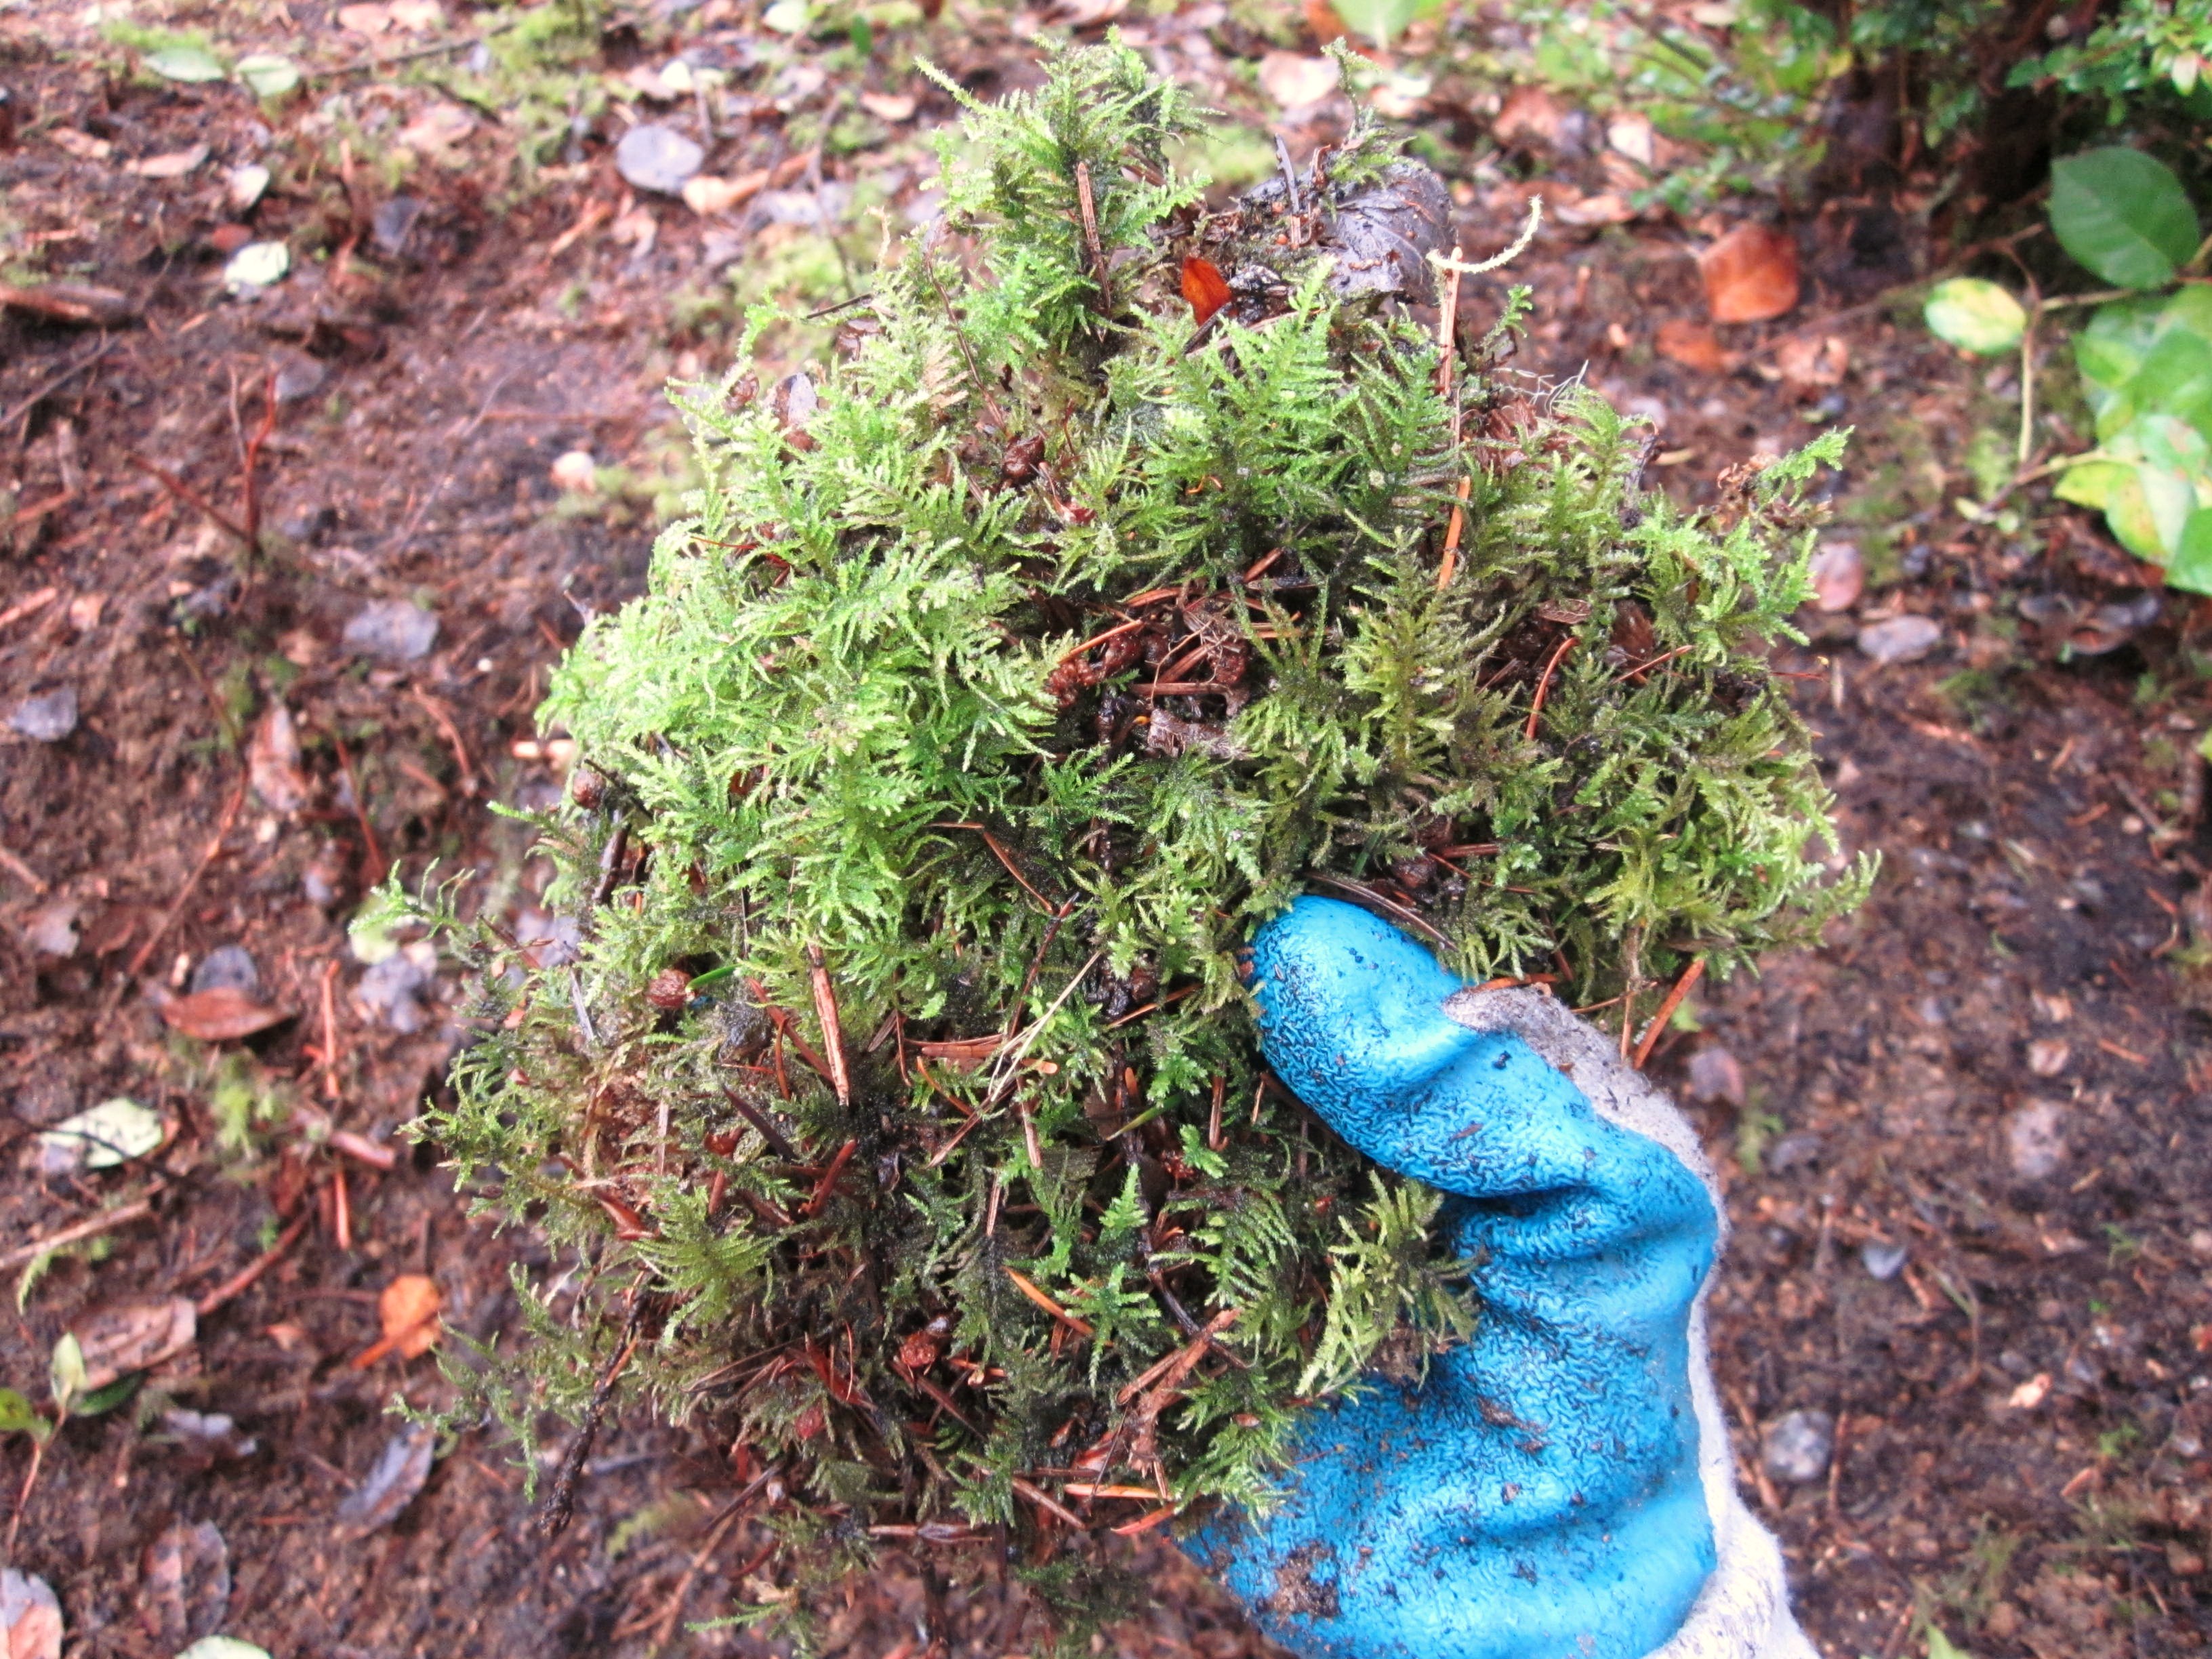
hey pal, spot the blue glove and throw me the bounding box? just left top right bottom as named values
left=1192, top=897, right=1814, bottom=1659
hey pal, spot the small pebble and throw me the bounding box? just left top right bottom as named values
left=1809, top=539, right=1863, bottom=613
left=1685, top=1045, right=1746, bottom=1107
left=614, top=123, right=704, bottom=195
left=1762, top=1408, right=1835, bottom=1483
left=22, top=900, right=80, bottom=957
left=353, top=943, right=437, bottom=1034
left=2005, top=1100, right=2066, bottom=1181
left=343, top=600, right=439, bottom=663
left=1856, top=615, right=1942, bottom=664
left=190, top=945, right=260, bottom=997
left=1766, top=1131, right=1822, bottom=1174
left=9, top=687, right=77, bottom=741
left=1862, top=1240, right=1908, bottom=1280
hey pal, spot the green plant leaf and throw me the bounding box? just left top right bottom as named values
left=71, top=1372, right=142, bottom=1418
left=2050, top=148, right=2200, bottom=289
left=1328, top=0, right=1442, bottom=47
left=2169, top=508, right=2212, bottom=593
left=38, top=1097, right=163, bottom=1171
left=234, top=53, right=300, bottom=98
left=2053, top=457, right=2131, bottom=510
left=146, top=43, right=226, bottom=83
left=49, top=1332, right=86, bottom=1411
left=1923, top=278, right=2026, bottom=354
left=0, top=1387, right=52, bottom=1443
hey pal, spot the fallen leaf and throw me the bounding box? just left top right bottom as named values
left=176, top=1641, right=272, bottom=1659
left=48, top=127, right=111, bottom=161
left=396, top=104, right=473, bottom=154
left=222, top=241, right=289, bottom=293
left=234, top=54, right=300, bottom=100
left=39, top=1097, right=164, bottom=1172
left=1, top=1570, right=62, bottom=1659
left=366, top=1274, right=444, bottom=1365
left=140, top=1521, right=229, bottom=1650
left=247, top=703, right=308, bottom=814
left=1181, top=256, right=1231, bottom=327
left=129, top=145, right=210, bottom=180
left=1493, top=85, right=1565, bottom=150
left=1606, top=113, right=1654, bottom=167
left=1698, top=222, right=1799, bottom=323
left=2027, top=1038, right=2071, bottom=1077
left=858, top=91, right=917, bottom=123
left=682, top=170, right=768, bottom=216
left=335, top=2, right=392, bottom=32
left=1305, top=0, right=1351, bottom=41
left=1656, top=319, right=1732, bottom=373
left=390, top=0, right=443, bottom=22
left=68, top=1297, right=197, bottom=1393
left=1549, top=191, right=1635, bottom=227
left=159, top=987, right=289, bottom=1042
left=1776, top=332, right=1848, bottom=388
left=334, top=1422, right=436, bottom=1532
left=1258, top=52, right=1338, bottom=110
left=146, top=44, right=226, bottom=83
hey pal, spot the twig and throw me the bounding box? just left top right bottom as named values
left=0, top=842, right=49, bottom=895
left=1074, top=161, right=1111, bottom=316
left=0, top=337, right=114, bottom=433
left=125, top=453, right=253, bottom=548
left=983, top=950, right=1105, bottom=1105
left=1433, top=241, right=1470, bottom=593
left=721, top=1086, right=800, bottom=1162
left=0, top=1193, right=158, bottom=1272
left=1631, top=956, right=1705, bottom=1069
left=0, top=588, right=58, bottom=632
left=590, top=821, right=630, bottom=909
left=333, top=18, right=518, bottom=77
left=539, top=1298, right=647, bottom=1541
left=315, top=958, right=343, bottom=1102
left=329, top=729, right=386, bottom=887
left=1306, top=874, right=1448, bottom=944
left=194, top=1208, right=311, bottom=1317
left=1006, top=1268, right=1094, bottom=1338
left=409, top=687, right=479, bottom=794
left=121, top=775, right=248, bottom=985
left=234, top=368, right=277, bottom=548
left=1523, top=636, right=1578, bottom=741
left=5, top=1429, right=47, bottom=1558
left=805, top=945, right=852, bottom=1106
left=1012, top=1477, right=1086, bottom=1530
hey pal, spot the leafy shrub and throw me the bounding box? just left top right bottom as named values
left=401, top=38, right=1864, bottom=1627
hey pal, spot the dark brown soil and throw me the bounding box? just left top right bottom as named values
left=3, top=5, right=2209, bottom=1656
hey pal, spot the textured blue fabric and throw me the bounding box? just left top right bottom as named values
left=1191, top=897, right=1721, bottom=1659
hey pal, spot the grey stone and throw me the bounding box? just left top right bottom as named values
left=354, top=943, right=436, bottom=1033
left=22, top=900, right=79, bottom=957
left=272, top=354, right=329, bottom=404
left=1767, top=1131, right=1822, bottom=1174
left=371, top=194, right=424, bottom=258
left=614, top=123, right=703, bottom=195
left=1861, top=1240, right=1908, bottom=1280
left=1857, top=614, right=1942, bottom=664
left=190, top=945, right=260, bottom=997
left=343, top=600, right=438, bottom=663
left=2006, top=1100, right=2066, bottom=1181
left=9, top=687, right=77, bottom=741
left=1763, top=1409, right=1834, bottom=1483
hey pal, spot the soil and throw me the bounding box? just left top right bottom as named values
left=3, top=4, right=2209, bottom=1657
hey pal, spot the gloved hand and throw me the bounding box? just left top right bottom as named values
left=1192, top=897, right=1815, bottom=1659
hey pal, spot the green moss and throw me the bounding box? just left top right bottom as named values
left=403, top=37, right=1866, bottom=1633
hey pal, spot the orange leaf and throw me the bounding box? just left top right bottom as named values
left=352, top=1274, right=443, bottom=1368
left=1180, top=256, right=1231, bottom=328
left=1654, top=319, right=1732, bottom=373
left=159, top=986, right=289, bottom=1042
left=1698, top=224, right=1799, bottom=324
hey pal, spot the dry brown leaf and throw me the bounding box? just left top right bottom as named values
left=352, top=1274, right=443, bottom=1368
left=335, top=1, right=392, bottom=32
left=857, top=91, right=917, bottom=123
left=396, top=104, right=473, bottom=154
left=128, top=145, right=209, bottom=180
left=2, top=1572, right=62, bottom=1659
left=1493, top=85, right=1565, bottom=150
left=1258, top=52, right=1338, bottom=110
left=138, top=1521, right=229, bottom=1650
left=159, top=986, right=289, bottom=1042
left=71, top=1297, right=196, bottom=1392
left=1699, top=223, right=1799, bottom=323
left=388, top=0, right=443, bottom=25
left=333, top=1422, right=436, bottom=1532
left=1550, top=192, right=1635, bottom=228
left=1656, top=319, right=1732, bottom=373
left=1776, top=332, right=1849, bottom=388
left=247, top=703, right=308, bottom=815
left=1304, top=0, right=1349, bottom=40
left=47, top=128, right=111, bottom=161
left=682, top=170, right=769, bottom=216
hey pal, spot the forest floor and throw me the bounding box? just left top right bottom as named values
left=3, top=3, right=2211, bottom=1656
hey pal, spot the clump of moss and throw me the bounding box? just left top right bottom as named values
left=403, top=36, right=1866, bottom=1631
